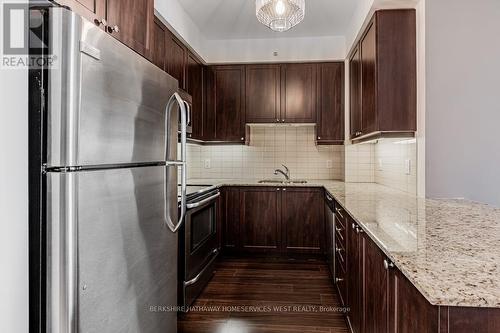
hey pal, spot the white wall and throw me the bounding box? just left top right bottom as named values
left=154, top=0, right=208, bottom=60
left=425, top=0, right=500, bottom=206
left=204, top=35, right=345, bottom=64
left=0, top=1, right=29, bottom=331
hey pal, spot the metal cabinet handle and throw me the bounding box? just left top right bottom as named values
left=335, top=226, right=343, bottom=233
left=351, top=222, right=356, bottom=230
left=355, top=227, right=364, bottom=234
left=240, top=137, right=244, bottom=141
left=335, top=247, right=343, bottom=253
left=281, top=119, right=285, bottom=122
left=107, top=25, right=120, bottom=33
left=335, top=207, right=344, bottom=219
left=383, top=259, right=394, bottom=270
left=326, top=194, right=333, bottom=202
left=94, top=18, right=107, bottom=26
left=335, top=277, right=344, bottom=283
left=276, top=118, right=279, bottom=122
left=318, top=136, right=321, bottom=140
left=282, top=188, right=286, bottom=191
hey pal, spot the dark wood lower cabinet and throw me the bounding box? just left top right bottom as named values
left=281, top=187, right=324, bottom=254
left=363, top=233, right=390, bottom=333
left=240, top=187, right=281, bottom=253
left=440, top=307, right=500, bottom=333
left=221, top=186, right=324, bottom=255
left=390, top=268, right=438, bottom=333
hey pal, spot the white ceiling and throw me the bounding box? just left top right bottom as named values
left=177, top=0, right=360, bottom=40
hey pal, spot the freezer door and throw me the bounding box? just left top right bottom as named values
left=46, top=8, right=179, bottom=167
left=46, top=166, right=178, bottom=333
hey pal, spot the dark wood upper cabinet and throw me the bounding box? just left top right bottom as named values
left=205, top=65, right=246, bottom=143
left=151, top=17, right=167, bottom=71
left=240, top=187, right=281, bottom=253
left=349, top=46, right=362, bottom=139
left=281, top=63, right=317, bottom=123
left=350, top=9, right=417, bottom=142
left=245, top=65, right=281, bottom=123
left=56, top=0, right=106, bottom=25
left=360, top=21, right=377, bottom=136
left=316, top=62, right=344, bottom=145
left=166, top=33, right=187, bottom=90
left=281, top=188, right=324, bottom=254
left=186, top=52, right=204, bottom=140
left=57, top=0, right=154, bottom=58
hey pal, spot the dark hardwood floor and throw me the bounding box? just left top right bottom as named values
left=178, top=256, right=349, bottom=333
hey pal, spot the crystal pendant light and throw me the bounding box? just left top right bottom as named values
left=256, top=0, right=305, bottom=32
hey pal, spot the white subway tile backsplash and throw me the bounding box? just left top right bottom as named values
left=185, top=125, right=344, bottom=181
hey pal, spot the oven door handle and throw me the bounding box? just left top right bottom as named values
left=186, top=192, right=220, bottom=209
left=184, top=248, right=219, bottom=287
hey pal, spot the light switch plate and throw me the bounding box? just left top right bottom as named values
left=204, top=159, right=211, bottom=169
left=326, top=160, right=333, bottom=169
left=405, top=159, right=411, bottom=175
left=378, top=159, right=383, bottom=171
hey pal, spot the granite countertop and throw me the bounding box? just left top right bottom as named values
left=187, top=178, right=500, bottom=308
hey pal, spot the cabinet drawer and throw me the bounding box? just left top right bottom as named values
left=335, top=234, right=346, bottom=272
left=334, top=215, right=346, bottom=246
left=335, top=253, right=347, bottom=307
left=334, top=204, right=347, bottom=225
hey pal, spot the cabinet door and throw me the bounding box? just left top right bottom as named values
left=245, top=64, right=281, bottom=123
left=347, top=220, right=363, bottom=333
left=166, top=33, right=187, bottom=90
left=360, top=20, right=377, bottom=135
left=151, top=17, right=167, bottom=71
left=349, top=46, right=362, bottom=139
left=240, top=187, right=280, bottom=253
left=281, top=188, right=324, bottom=254
left=221, top=187, right=240, bottom=251
left=57, top=0, right=106, bottom=24
left=212, top=66, right=246, bottom=142
left=203, top=68, right=216, bottom=141
left=316, top=62, right=344, bottom=144
left=389, top=268, right=438, bottom=333
left=106, top=0, right=154, bottom=58
left=281, top=63, right=317, bottom=123
left=186, top=53, right=204, bottom=140
left=363, top=235, right=389, bottom=333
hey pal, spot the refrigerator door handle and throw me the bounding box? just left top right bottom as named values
left=164, top=92, right=187, bottom=233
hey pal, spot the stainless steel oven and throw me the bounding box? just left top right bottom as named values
left=178, top=186, right=220, bottom=309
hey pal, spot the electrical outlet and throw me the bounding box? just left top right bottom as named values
left=378, top=159, right=383, bottom=171
left=204, top=159, right=211, bottom=169
left=405, top=159, right=411, bottom=175
left=326, top=160, right=333, bottom=169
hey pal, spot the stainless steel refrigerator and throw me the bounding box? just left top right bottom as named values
left=33, top=7, right=188, bottom=333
